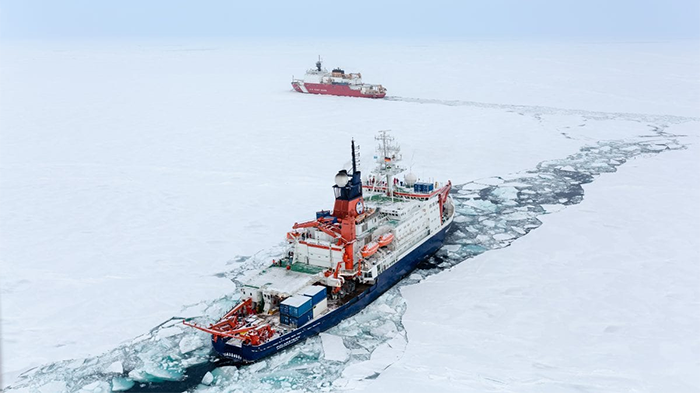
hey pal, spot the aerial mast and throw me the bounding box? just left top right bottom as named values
left=374, top=130, right=403, bottom=197
left=351, top=139, right=357, bottom=173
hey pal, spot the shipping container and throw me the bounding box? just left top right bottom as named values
left=315, top=210, right=337, bottom=223
left=280, top=309, right=313, bottom=328
left=312, top=297, right=328, bottom=318
left=414, top=182, right=434, bottom=193
left=302, top=285, right=327, bottom=305
left=279, top=295, right=312, bottom=318
left=316, top=210, right=331, bottom=219
left=280, top=313, right=289, bottom=325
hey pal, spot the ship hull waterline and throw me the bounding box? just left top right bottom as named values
left=212, top=221, right=452, bottom=363
left=291, top=82, right=386, bottom=99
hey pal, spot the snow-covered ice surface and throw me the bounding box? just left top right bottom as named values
left=1, top=40, right=699, bottom=392
left=359, top=132, right=700, bottom=393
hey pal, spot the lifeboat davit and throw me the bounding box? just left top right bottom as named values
left=378, top=233, right=394, bottom=247
left=361, top=242, right=379, bottom=258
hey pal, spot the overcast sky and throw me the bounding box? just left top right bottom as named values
left=1, top=0, right=698, bottom=40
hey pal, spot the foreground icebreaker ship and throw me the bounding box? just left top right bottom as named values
left=291, top=57, right=387, bottom=98
left=185, top=131, right=453, bottom=363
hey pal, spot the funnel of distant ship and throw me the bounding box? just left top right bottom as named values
left=292, top=57, right=387, bottom=98
left=184, top=130, right=453, bottom=364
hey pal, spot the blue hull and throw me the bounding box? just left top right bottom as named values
left=212, top=222, right=452, bottom=363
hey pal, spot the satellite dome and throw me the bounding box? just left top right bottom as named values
left=404, top=173, right=417, bottom=187
left=335, top=170, right=349, bottom=187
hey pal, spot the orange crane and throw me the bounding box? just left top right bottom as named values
left=183, top=298, right=257, bottom=340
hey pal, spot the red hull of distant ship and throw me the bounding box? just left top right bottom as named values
left=291, top=82, right=386, bottom=99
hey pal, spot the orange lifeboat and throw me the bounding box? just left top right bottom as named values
left=361, top=242, right=379, bottom=258
left=378, top=233, right=394, bottom=247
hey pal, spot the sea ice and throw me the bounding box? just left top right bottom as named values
left=179, top=335, right=204, bottom=354
left=77, top=381, right=110, bottom=393
left=201, top=371, right=214, bottom=386
left=541, top=204, right=567, bottom=213
left=2, top=39, right=698, bottom=393
left=460, top=183, right=489, bottom=191
left=36, top=381, right=67, bottom=393
left=320, top=333, right=349, bottom=362
left=493, top=233, right=515, bottom=241
left=110, top=377, right=135, bottom=392
left=474, top=177, right=505, bottom=185
left=106, top=361, right=123, bottom=374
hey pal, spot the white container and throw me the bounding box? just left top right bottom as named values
left=312, top=298, right=328, bottom=318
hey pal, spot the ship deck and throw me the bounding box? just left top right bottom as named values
left=245, top=265, right=317, bottom=296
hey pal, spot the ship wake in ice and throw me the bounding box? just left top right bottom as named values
left=4, top=117, right=690, bottom=393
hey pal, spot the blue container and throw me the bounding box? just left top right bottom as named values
left=316, top=210, right=337, bottom=223
left=280, top=295, right=312, bottom=318
left=302, top=285, right=327, bottom=305
left=316, top=210, right=331, bottom=219
left=281, top=309, right=313, bottom=328
left=414, top=182, right=435, bottom=193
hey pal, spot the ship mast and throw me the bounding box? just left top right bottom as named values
left=374, top=130, right=403, bottom=197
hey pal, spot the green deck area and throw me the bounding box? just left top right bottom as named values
left=269, top=260, right=326, bottom=275
left=365, top=193, right=409, bottom=203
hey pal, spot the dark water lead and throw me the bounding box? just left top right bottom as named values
left=420, top=132, right=685, bottom=274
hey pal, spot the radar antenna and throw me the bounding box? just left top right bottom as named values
left=374, top=130, right=404, bottom=197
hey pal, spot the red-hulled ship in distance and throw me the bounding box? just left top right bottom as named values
left=292, top=57, right=387, bottom=98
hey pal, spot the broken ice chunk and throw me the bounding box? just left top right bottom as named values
left=77, top=381, right=110, bottom=393
left=179, top=335, right=204, bottom=354
left=201, top=371, right=214, bottom=385
left=321, top=333, right=349, bottom=362
left=490, top=186, right=519, bottom=202
left=111, top=377, right=135, bottom=392
left=475, top=177, right=505, bottom=185
left=461, top=183, right=489, bottom=191
left=493, top=233, right=515, bottom=241
left=155, top=326, right=181, bottom=339
left=36, top=381, right=67, bottom=393
left=106, top=360, right=123, bottom=374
